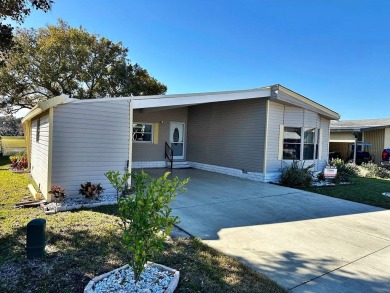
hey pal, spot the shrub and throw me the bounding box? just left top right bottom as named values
left=358, top=163, right=390, bottom=179
left=329, top=159, right=358, bottom=183
left=49, top=185, right=66, bottom=202
left=317, top=172, right=325, bottom=181
left=118, top=171, right=189, bottom=282
left=79, top=182, right=104, bottom=199
left=9, top=154, right=28, bottom=170
left=280, top=161, right=314, bottom=187
left=104, top=171, right=131, bottom=203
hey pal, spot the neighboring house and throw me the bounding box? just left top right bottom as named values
left=330, top=118, right=390, bottom=164
left=22, top=84, right=339, bottom=202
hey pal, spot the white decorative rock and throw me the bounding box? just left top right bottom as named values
left=84, top=262, right=180, bottom=293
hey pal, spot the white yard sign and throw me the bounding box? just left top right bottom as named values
left=324, top=167, right=337, bottom=179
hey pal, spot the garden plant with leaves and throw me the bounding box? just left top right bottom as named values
left=107, top=170, right=189, bottom=282
left=280, top=160, right=314, bottom=187
left=104, top=170, right=131, bottom=203
left=49, top=185, right=66, bottom=202
left=79, top=182, right=104, bottom=199
left=9, top=154, right=27, bottom=170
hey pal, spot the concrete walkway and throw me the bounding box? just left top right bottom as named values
left=145, top=168, right=390, bottom=292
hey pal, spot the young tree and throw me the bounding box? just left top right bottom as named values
left=119, top=171, right=188, bottom=282
left=0, top=20, right=167, bottom=114
left=0, top=0, right=53, bottom=53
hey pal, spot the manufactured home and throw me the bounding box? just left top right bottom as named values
left=22, top=84, right=340, bottom=202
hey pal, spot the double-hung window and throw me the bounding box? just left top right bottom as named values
left=133, top=123, right=153, bottom=142
left=303, top=128, right=317, bottom=160
left=283, top=127, right=301, bottom=160
left=36, top=118, right=41, bottom=142
left=282, top=127, right=321, bottom=160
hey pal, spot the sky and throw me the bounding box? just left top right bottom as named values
left=9, top=0, right=390, bottom=120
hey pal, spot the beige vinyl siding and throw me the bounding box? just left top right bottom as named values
left=30, top=113, right=50, bottom=198
left=363, top=129, right=385, bottom=164
left=319, top=117, right=330, bottom=170
left=284, top=107, right=304, bottom=126
left=187, top=99, right=266, bottom=173
left=305, top=110, right=320, bottom=128
left=276, top=89, right=335, bottom=119
left=266, top=102, right=284, bottom=173
left=266, top=102, right=329, bottom=173
left=132, top=107, right=188, bottom=162
left=385, top=128, right=390, bottom=149
left=51, top=101, right=131, bottom=196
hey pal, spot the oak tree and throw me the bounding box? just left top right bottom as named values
left=0, top=20, right=167, bottom=113
left=0, top=0, right=53, bottom=52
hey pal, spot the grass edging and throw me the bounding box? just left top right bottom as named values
left=301, top=177, right=390, bottom=209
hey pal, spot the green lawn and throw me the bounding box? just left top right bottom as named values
left=0, top=136, right=26, bottom=148
left=0, top=156, right=285, bottom=293
left=303, top=177, right=390, bottom=209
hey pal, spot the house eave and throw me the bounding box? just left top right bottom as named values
left=330, top=125, right=390, bottom=132
left=22, top=95, right=73, bottom=123
left=132, top=87, right=272, bottom=109
left=272, top=85, right=340, bottom=120
left=330, top=128, right=362, bottom=133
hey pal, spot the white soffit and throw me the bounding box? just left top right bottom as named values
left=132, top=88, right=271, bottom=109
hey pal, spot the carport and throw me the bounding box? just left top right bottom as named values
left=146, top=168, right=390, bottom=292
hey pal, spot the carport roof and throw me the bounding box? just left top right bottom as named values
left=331, top=118, right=390, bottom=132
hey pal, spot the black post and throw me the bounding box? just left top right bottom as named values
left=26, top=218, right=46, bottom=259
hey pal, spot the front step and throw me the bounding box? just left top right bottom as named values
left=166, top=161, right=191, bottom=169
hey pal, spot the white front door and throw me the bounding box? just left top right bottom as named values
left=170, top=122, right=185, bottom=160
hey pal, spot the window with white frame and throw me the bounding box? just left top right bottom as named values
left=133, top=123, right=153, bottom=142
left=303, top=128, right=316, bottom=160
left=283, top=127, right=301, bottom=160
left=282, top=127, right=320, bottom=160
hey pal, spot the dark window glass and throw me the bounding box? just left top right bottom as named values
left=36, top=118, right=40, bottom=142
left=133, top=123, right=153, bottom=142
left=283, top=127, right=301, bottom=160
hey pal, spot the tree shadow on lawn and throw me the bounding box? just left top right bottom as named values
left=156, top=238, right=286, bottom=293
left=0, top=156, right=10, bottom=169
left=0, top=214, right=129, bottom=293
left=0, top=207, right=286, bottom=293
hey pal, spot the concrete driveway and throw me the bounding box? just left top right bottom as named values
left=145, top=168, right=390, bottom=292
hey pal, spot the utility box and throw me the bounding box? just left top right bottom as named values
left=26, top=218, right=46, bottom=259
